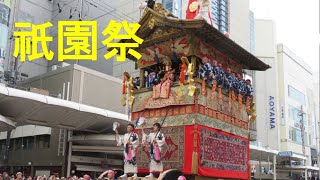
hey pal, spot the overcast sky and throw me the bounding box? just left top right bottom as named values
left=250, top=0, right=320, bottom=72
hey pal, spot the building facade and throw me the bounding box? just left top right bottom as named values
left=253, top=19, right=279, bottom=150
left=228, top=0, right=251, bottom=52
left=0, top=0, right=12, bottom=77
left=277, top=44, right=318, bottom=166
left=0, top=64, right=126, bottom=176
left=1, top=0, right=139, bottom=175
left=252, top=18, right=319, bottom=178
left=210, top=0, right=228, bottom=32
left=249, top=10, right=255, bottom=54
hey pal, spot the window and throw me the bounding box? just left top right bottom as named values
left=23, top=136, right=34, bottom=150
left=165, top=0, right=173, bottom=13
left=163, top=0, right=182, bottom=18
left=14, top=138, right=23, bottom=150
left=288, top=105, right=307, bottom=125
left=288, top=85, right=306, bottom=104
left=289, top=127, right=308, bottom=145
left=0, top=140, right=5, bottom=151
left=36, top=135, right=50, bottom=149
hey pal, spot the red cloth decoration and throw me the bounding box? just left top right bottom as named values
left=197, top=125, right=249, bottom=179
left=185, top=0, right=199, bottom=19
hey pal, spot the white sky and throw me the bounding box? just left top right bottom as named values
left=250, top=0, right=320, bottom=72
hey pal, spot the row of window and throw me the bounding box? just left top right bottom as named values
left=288, top=105, right=308, bottom=126
left=289, top=127, right=308, bottom=145
left=211, top=0, right=229, bottom=32
left=0, top=135, right=50, bottom=150
left=162, top=0, right=182, bottom=18
left=288, top=85, right=306, bottom=105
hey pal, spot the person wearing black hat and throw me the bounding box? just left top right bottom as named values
left=115, top=123, right=139, bottom=178
left=142, top=123, right=166, bottom=178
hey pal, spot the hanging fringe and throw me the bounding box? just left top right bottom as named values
left=231, top=90, right=236, bottom=105
left=192, top=151, right=198, bottom=174
left=246, top=96, right=251, bottom=113
left=202, top=79, right=207, bottom=96
left=192, top=124, right=198, bottom=174
left=211, top=80, right=217, bottom=100
left=228, top=90, right=232, bottom=110
left=238, top=94, right=242, bottom=112
left=218, top=87, right=222, bottom=104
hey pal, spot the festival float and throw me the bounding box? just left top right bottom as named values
left=117, top=3, right=270, bottom=180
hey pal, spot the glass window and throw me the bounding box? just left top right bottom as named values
left=220, top=0, right=227, bottom=7
left=0, top=140, right=5, bottom=150
left=163, top=0, right=173, bottom=13
left=14, top=138, right=22, bottom=150
left=36, top=135, right=50, bottom=149
left=289, top=127, right=308, bottom=145
left=288, top=85, right=306, bottom=104
left=288, top=105, right=307, bottom=125
left=23, top=136, right=34, bottom=150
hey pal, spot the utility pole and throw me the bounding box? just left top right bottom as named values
left=299, top=105, right=307, bottom=180
left=299, top=105, right=306, bottom=156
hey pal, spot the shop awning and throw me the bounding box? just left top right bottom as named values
left=0, top=85, right=129, bottom=133
left=250, top=144, right=278, bottom=162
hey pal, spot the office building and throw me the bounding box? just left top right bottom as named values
left=252, top=19, right=319, bottom=179
left=228, top=0, right=251, bottom=52
left=210, top=0, right=228, bottom=32
left=277, top=43, right=317, bottom=165
left=0, top=0, right=138, bottom=176
left=0, top=0, right=11, bottom=77
left=249, top=10, right=255, bottom=54
left=162, top=0, right=182, bottom=18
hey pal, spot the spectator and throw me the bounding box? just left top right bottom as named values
left=27, top=176, right=32, bottom=180
left=97, top=170, right=117, bottom=180
left=60, top=177, right=66, bottom=180
left=0, top=174, right=3, bottom=180
left=83, top=175, right=90, bottom=180
left=177, top=176, right=186, bottom=180
left=2, top=173, right=9, bottom=180
left=16, top=172, right=22, bottom=180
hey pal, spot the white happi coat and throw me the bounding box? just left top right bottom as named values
left=142, top=131, right=166, bottom=172
left=117, top=132, right=139, bottom=174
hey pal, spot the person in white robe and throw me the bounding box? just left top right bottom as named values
left=142, top=123, right=166, bottom=178
left=115, top=123, right=139, bottom=178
